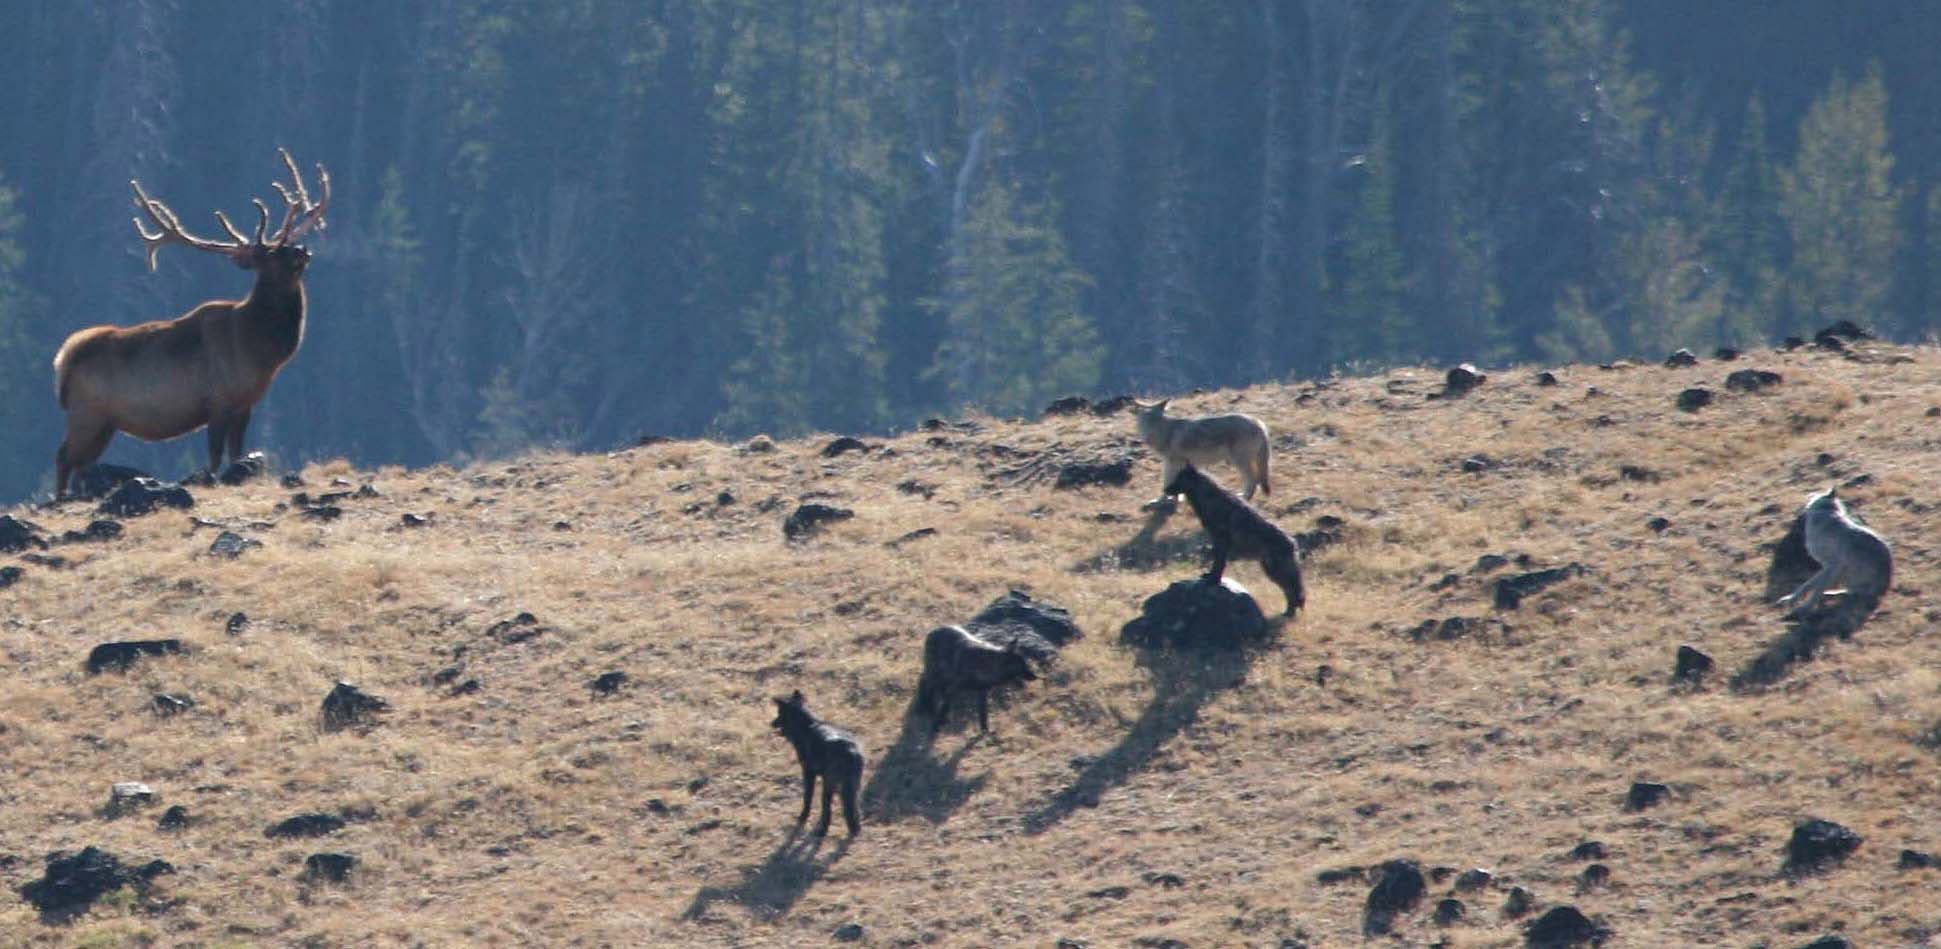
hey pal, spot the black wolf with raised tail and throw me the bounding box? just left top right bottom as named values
left=1165, top=464, right=1306, bottom=616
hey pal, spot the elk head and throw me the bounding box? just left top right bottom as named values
left=130, top=147, right=330, bottom=283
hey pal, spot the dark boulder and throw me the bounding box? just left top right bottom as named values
left=0, top=566, right=22, bottom=589
left=0, top=514, right=47, bottom=552
left=320, top=681, right=390, bottom=732
left=151, top=693, right=195, bottom=717
left=966, top=589, right=1082, bottom=661
left=1726, top=368, right=1783, bottom=392
left=1568, top=841, right=1607, bottom=861
left=833, top=922, right=865, bottom=942
left=1525, top=906, right=1609, bottom=946
left=1664, top=348, right=1698, bottom=368
left=1043, top=395, right=1092, bottom=416
left=1434, top=898, right=1465, bottom=926
left=98, top=478, right=194, bottom=517
left=1092, top=395, right=1138, bottom=416
left=1714, top=347, right=1741, bottom=361
left=60, top=520, right=124, bottom=543
left=1676, top=387, right=1714, bottom=412
left=1443, top=364, right=1487, bottom=396
left=1494, top=564, right=1586, bottom=610
left=1899, top=849, right=1938, bottom=869
left=1120, top=578, right=1270, bottom=651
left=1577, top=864, right=1610, bottom=890
left=266, top=813, right=347, bottom=838
left=1785, top=819, right=1862, bottom=874
left=86, top=640, right=184, bottom=675
left=304, top=852, right=357, bottom=884
left=1361, top=859, right=1426, bottom=936
left=1504, top=886, right=1535, bottom=917
left=1624, top=781, right=1670, bottom=812
left=18, top=847, right=172, bottom=921
left=207, top=531, right=261, bottom=559
left=783, top=503, right=854, bottom=541
left=1454, top=868, right=1493, bottom=892
left=1782, top=335, right=1806, bottom=351
left=156, top=806, right=190, bottom=831
left=590, top=671, right=628, bottom=696
left=226, top=612, right=250, bottom=635
left=401, top=513, right=430, bottom=528
left=821, top=436, right=871, bottom=458
left=1054, top=458, right=1133, bottom=490
left=217, top=451, right=269, bottom=485
left=1800, top=937, right=1852, bottom=949
left=1462, top=455, right=1496, bottom=473
left=1813, top=330, right=1847, bottom=351
left=1535, top=370, right=1560, bottom=387
left=68, top=464, right=149, bottom=501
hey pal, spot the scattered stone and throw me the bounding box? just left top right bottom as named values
left=1462, top=455, right=1496, bottom=473
left=1086, top=885, right=1130, bottom=899
left=1664, top=348, right=1698, bottom=368
left=1043, top=395, right=1092, bottom=416
left=1455, top=868, right=1493, bottom=891
left=151, top=693, right=195, bottom=717
left=280, top=473, right=305, bottom=489
left=1820, top=319, right=1872, bottom=341
left=1316, top=866, right=1364, bottom=885
left=1092, top=395, right=1138, bottom=415
left=401, top=513, right=430, bottom=528
left=18, top=846, right=172, bottom=920
left=1624, top=782, right=1670, bottom=812
left=1493, top=564, right=1586, bottom=610
left=266, top=813, right=346, bottom=838
left=1568, top=841, right=1606, bottom=861
left=98, top=478, right=194, bottom=517
left=1813, top=331, right=1847, bottom=351
left=1120, top=577, right=1269, bottom=651
left=1475, top=554, right=1510, bottom=573
left=1535, top=370, right=1560, bottom=387
left=821, top=436, right=871, bottom=458
left=1782, top=335, right=1806, bottom=351
left=888, top=527, right=938, bottom=547
left=217, top=451, right=269, bottom=485
left=226, top=612, right=250, bottom=636
left=1443, top=364, right=1487, bottom=396
left=1619, top=465, right=1659, bottom=483
left=1675, top=645, right=1714, bottom=685
left=590, top=671, right=628, bottom=696
left=107, top=782, right=157, bottom=817
left=0, top=515, right=47, bottom=552
left=1714, top=347, right=1740, bottom=361
left=1646, top=516, right=1671, bottom=533
left=1504, top=885, right=1535, bottom=918
left=303, top=852, right=357, bottom=884
left=1054, top=458, right=1133, bottom=490
left=896, top=479, right=936, bottom=499
left=742, top=435, right=776, bottom=454
left=833, top=922, right=865, bottom=942
left=67, top=464, right=149, bottom=501
left=965, top=589, right=1082, bottom=660
left=300, top=504, right=343, bottom=521
left=448, top=678, right=482, bottom=696
left=1676, top=387, right=1714, bottom=412
left=1525, top=905, right=1608, bottom=946
left=1434, top=898, right=1465, bottom=926
left=1725, top=368, right=1783, bottom=392
left=1362, top=859, right=1427, bottom=936
left=86, top=640, right=184, bottom=675
left=1144, top=872, right=1185, bottom=888
left=320, top=681, right=390, bottom=732
left=1799, top=937, right=1852, bottom=949
left=60, top=519, right=124, bottom=543
left=784, top=503, right=854, bottom=541
left=716, top=490, right=735, bottom=506
left=156, top=806, right=189, bottom=831
left=487, top=612, right=548, bottom=644
left=1897, top=849, right=1937, bottom=869
left=207, top=530, right=261, bottom=559
left=1785, top=819, right=1862, bottom=874
left=0, top=566, right=20, bottom=589
left=1578, top=864, right=1610, bottom=889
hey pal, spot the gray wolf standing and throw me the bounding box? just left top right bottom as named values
left=1165, top=464, right=1305, bottom=617
left=1776, top=487, right=1892, bottom=620
left=770, top=690, right=865, bottom=836
left=1136, top=399, right=1272, bottom=502
left=917, top=625, right=1037, bottom=735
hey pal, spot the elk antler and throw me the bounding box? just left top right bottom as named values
left=268, top=148, right=330, bottom=246
left=130, top=179, right=252, bottom=271
left=129, top=149, right=331, bottom=270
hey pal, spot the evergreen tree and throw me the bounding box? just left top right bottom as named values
left=1338, top=90, right=1409, bottom=366
left=0, top=173, right=32, bottom=436
left=1712, top=96, right=1784, bottom=344
left=1779, top=64, right=1901, bottom=335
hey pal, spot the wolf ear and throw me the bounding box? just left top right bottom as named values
left=788, top=689, right=805, bottom=704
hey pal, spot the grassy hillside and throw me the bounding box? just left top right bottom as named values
left=3, top=339, right=1939, bottom=947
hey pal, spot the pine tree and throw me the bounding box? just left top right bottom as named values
left=1779, top=64, right=1901, bottom=335
left=1713, top=96, right=1783, bottom=344
left=1338, top=90, right=1409, bottom=366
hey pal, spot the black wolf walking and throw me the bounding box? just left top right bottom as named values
left=1165, top=464, right=1306, bottom=616
left=917, top=624, right=1038, bottom=735
left=770, top=690, right=865, bottom=836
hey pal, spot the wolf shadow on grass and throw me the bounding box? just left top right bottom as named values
left=1734, top=517, right=1886, bottom=689
left=1072, top=501, right=1206, bottom=573
left=857, top=699, right=991, bottom=825
left=682, top=829, right=853, bottom=922
left=1023, top=634, right=1267, bottom=834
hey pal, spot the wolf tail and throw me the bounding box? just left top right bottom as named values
left=1255, top=437, right=1272, bottom=496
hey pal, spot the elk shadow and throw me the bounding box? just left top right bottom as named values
left=681, top=829, right=852, bottom=922
left=1072, top=501, right=1206, bottom=573
left=1023, top=635, right=1265, bottom=834
left=1735, top=517, right=1885, bottom=689
left=857, top=700, right=990, bottom=825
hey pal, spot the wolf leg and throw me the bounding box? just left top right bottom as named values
left=797, top=768, right=816, bottom=824
left=841, top=779, right=862, bottom=835
left=1780, top=566, right=1834, bottom=618
left=1156, top=456, right=1183, bottom=502
left=815, top=779, right=836, bottom=836
left=1204, top=539, right=1229, bottom=583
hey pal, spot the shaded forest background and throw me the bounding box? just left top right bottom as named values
left=0, top=1, right=1934, bottom=501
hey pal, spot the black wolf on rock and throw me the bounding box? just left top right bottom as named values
left=1164, top=464, right=1306, bottom=616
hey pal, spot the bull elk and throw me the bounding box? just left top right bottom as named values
left=52, top=149, right=329, bottom=498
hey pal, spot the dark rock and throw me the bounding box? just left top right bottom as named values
left=1898, top=849, right=1937, bottom=869
left=896, top=479, right=936, bottom=499
left=1676, top=387, right=1714, bottom=412
left=833, top=922, right=865, bottom=942
left=1525, top=905, right=1608, bottom=946
left=1055, top=458, right=1134, bottom=490
left=320, top=681, right=390, bottom=732
left=1664, top=348, right=1699, bottom=368
left=266, top=813, right=346, bottom=838
left=1434, top=898, right=1465, bottom=926
left=1454, top=868, right=1493, bottom=891
left=1535, top=370, right=1560, bottom=387
left=151, top=693, right=195, bottom=717
left=1461, top=455, right=1495, bottom=473
left=488, top=612, right=547, bottom=644
left=1726, top=368, right=1784, bottom=392
left=1475, top=554, right=1510, bottom=573
left=98, top=478, right=194, bottom=517
left=1493, top=564, right=1586, bottom=610
left=888, top=527, right=937, bottom=546
left=156, top=806, right=189, bottom=831
left=1444, top=364, right=1487, bottom=396
left=635, top=434, right=673, bottom=448
left=0, top=566, right=20, bottom=589
left=1086, top=886, right=1130, bottom=899
left=401, top=513, right=430, bottom=528
left=226, top=612, right=250, bottom=635
left=60, top=520, right=124, bottom=543
left=300, top=504, right=343, bottom=521
left=1785, top=818, right=1862, bottom=874
left=1578, top=864, right=1610, bottom=889
left=1624, top=781, right=1670, bottom=812
left=590, top=671, right=628, bottom=696
left=821, top=436, right=871, bottom=458
left=1362, top=859, right=1427, bottom=936
left=1504, top=886, right=1535, bottom=917
left=207, top=530, right=261, bottom=559
left=107, top=782, right=157, bottom=817
left=448, top=678, right=482, bottom=696
left=1646, top=516, right=1671, bottom=533
left=1800, top=937, right=1852, bottom=949
left=1782, top=335, right=1806, bottom=351
left=1092, top=395, right=1137, bottom=416
left=1568, top=841, right=1606, bottom=861
left=217, top=451, right=269, bottom=485
left=1120, top=577, right=1270, bottom=651
left=1821, top=319, right=1872, bottom=341
left=67, top=464, right=150, bottom=501
left=1144, top=872, right=1184, bottom=888
left=716, top=491, right=735, bottom=506
left=1619, top=465, right=1659, bottom=483
left=0, top=514, right=47, bottom=552
left=784, top=503, right=854, bottom=540
left=303, top=852, right=357, bottom=884
left=1813, top=331, right=1847, bottom=351
left=86, top=640, right=184, bottom=675
left=1714, top=347, right=1740, bottom=361
left=1316, top=866, right=1364, bottom=885
left=965, top=589, right=1082, bottom=661
left=280, top=473, right=305, bottom=489
left=22, top=552, right=68, bottom=570
left=1043, top=395, right=1092, bottom=416
left=18, top=846, right=172, bottom=920
left=1677, top=640, right=1723, bottom=683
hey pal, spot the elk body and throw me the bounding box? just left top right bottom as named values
left=52, top=150, right=329, bottom=498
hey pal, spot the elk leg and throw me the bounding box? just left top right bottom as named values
left=797, top=767, right=815, bottom=823
left=226, top=408, right=251, bottom=465
left=206, top=416, right=230, bottom=474
left=55, top=421, right=114, bottom=500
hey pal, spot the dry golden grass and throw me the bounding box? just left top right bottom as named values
left=5, top=342, right=1941, bottom=946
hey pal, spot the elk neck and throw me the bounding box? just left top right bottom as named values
left=238, top=270, right=307, bottom=365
